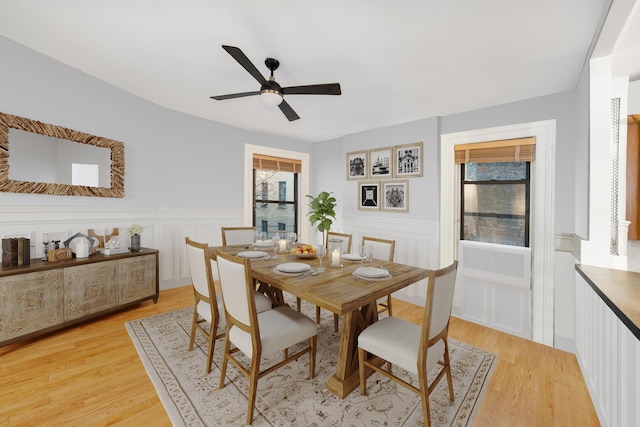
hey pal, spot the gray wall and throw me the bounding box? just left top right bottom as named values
left=0, top=36, right=310, bottom=208
left=1, top=34, right=586, bottom=244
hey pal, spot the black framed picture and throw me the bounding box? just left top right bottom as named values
left=346, top=150, right=368, bottom=180
left=358, top=181, right=380, bottom=211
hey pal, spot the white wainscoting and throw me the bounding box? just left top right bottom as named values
left=0, top=205, right=245, bottom=290
left=341, top=215, right=439, bottom=306
left=453, top=240, right=532, bottom=339
left=575, top=272, right=639, bottom=427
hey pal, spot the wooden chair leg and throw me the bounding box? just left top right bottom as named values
left=297, top=297, right=302, bottom=312
left=188, top=309, right=198, bottom=351
left=358, top=348, right=367, bottom=395
left=387, top=295, right=393, bottom=316
left=219, top=338, right=231, bottom=389
left=444, top=343, right=454, bottom=401
left=316, top=305, right=321, bottom=323
left=205, top=320, right=217, bottom=374
left=333, top=314, right=339, bottom=333
left=247, top=357, right=261, bottom=425
left=419, top=368, right=431, bottom=426
left=309, top=336, right=317, bottom=378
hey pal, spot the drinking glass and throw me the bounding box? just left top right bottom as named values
left=255, top=231, right=266, bottom=246
left=366, top=245, right=374, bottom=263
left=358, top=245, right=367, bottom=263
left=272, top=237, right=279, bottom=259
left=288, top=232, right=297, bottom=244
left=316, top=245, right=326, bottom=272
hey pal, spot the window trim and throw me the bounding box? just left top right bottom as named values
left=244, top=145, right=309, bottom=242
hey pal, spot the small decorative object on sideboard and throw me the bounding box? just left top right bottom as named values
left=63, top=232, right=94, bottom=258
left=103, top=239, right=129, bottom=255
left=2, top=238, right=30, bottom=267
left=128, top=224, right=143, bottom=251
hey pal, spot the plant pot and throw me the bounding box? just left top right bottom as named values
left=131, top=234, right=141, bottom=251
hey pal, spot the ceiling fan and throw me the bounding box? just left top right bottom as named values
left=210, top=45, right=341, bottom=121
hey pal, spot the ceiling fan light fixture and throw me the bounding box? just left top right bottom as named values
left=260, top=89, right=283, bottom=106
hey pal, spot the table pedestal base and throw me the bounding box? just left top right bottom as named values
left=325, top=303, right=379, bottom=398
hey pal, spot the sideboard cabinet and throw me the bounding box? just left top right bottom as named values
left=0, top=248, right=158, bottom=345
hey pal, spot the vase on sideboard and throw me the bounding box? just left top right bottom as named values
left=131, top=234, right=141, bottom=251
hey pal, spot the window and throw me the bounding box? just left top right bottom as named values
left=252, top=154, right=300, bottom=238
left=461, top=162, right=530, bottom=247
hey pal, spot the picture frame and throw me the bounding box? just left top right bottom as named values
left=393, top=142, right=423, bottom=177
left=382, top=180, right=409, bottom=213
left=346, top=150, right=368, bottom=180
left=358, top=181, right=380, bottom=211
left=368, top=146, right=393, bottom=178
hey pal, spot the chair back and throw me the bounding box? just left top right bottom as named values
left=361, top=236, right=395, bottom=261
left=420, top=261, right=458, bottom=354
left=215, top=249, right=255, bottom=327
left=326, top=231, right=352, bottom=253
left=185, top=237, right=214, bottom=299
left=221, top=226, right=256, bottom=246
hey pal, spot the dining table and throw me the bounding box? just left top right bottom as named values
left=210, top=244, right=429, bottom=398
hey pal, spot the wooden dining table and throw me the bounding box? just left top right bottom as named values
left=211, top=244, right=429, bottom=398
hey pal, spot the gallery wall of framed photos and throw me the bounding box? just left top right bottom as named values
left=347, top=141, right=422, bottom=213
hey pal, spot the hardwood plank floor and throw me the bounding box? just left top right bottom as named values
left=0, top=286, right=599, bottom=426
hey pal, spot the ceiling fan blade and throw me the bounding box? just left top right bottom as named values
left=210, top=91, right=260, bottom=101
left=222, top=45, right=268, bottom=86
left=278, top=100, right=300, bottom=121
left=281, top=83, right=341, bottom=96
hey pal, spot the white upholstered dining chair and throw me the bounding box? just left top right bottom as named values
left=220, top=226, right=256, bottom=246
left=185, top=237, right=272, bottom=374
left=216, top=249, right=318, bottom=425
left=357, top=261, right=458, bottom=426
left=361, top=235, right=396, bottom=315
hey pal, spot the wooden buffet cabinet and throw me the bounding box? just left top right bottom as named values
left=0, top=248, right=159, bottom=346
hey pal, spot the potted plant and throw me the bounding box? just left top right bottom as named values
left=306, top=191, right=337, bottom=247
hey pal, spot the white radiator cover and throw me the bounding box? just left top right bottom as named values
left=453, top=240, right=532, bottom=338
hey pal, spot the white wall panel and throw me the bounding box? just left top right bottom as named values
left=575, top=271, right=639, bottom=427
left=341, top=215, right=438, bottom=306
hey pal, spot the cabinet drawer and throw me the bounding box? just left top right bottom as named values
left=64, top=261, right=118, bottom=321
left=119, top=254, right=157, bottom=304
left=0, top=270, right=64, bottom=341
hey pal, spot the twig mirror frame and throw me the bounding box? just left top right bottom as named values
left=0, top=111, right=125, bottom=197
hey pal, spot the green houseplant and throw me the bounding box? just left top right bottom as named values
left=306, top=191, right=337, bottom=247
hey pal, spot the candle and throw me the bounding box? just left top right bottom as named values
left=279, top=239, right=287, bottom=252
left=331, top=249, right=340, bottom=266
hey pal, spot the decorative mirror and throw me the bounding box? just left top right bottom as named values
left=0, top=111, right=124, bottom=197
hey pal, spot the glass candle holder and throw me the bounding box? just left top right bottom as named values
left=328, top=240, right=343, bottom=267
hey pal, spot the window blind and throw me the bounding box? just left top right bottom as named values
left=253, top=154, right=301, bottom=173
left=454, top=137, right=535, bottom=164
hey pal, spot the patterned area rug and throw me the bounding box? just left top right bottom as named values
left=126, top=301, right=496, bottom=426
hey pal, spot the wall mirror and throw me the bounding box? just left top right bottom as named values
left=0, top=112, right=124, bottom=197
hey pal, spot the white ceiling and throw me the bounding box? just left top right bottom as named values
left=1, top=0, right=635, bottom=143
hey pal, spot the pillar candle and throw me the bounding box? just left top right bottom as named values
left=331, top=249, right=340, bottom=266
left=279, top=239, right=287, bottom=252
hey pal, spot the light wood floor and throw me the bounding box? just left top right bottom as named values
left=0, top=286, right=599, bottom=426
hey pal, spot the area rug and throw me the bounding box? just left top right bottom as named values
left=125, top=301, right=496, bottom=426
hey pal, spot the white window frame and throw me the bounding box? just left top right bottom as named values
left=244, top=144, right=310, bottom=242
left=440, top=120, right=556, bottom=346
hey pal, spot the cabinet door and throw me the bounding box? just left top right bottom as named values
left=0, top=270, right=64, bottom=341
left=119, top=254, right=157, bottom=304
left=64, top=261, right=118, bottom=321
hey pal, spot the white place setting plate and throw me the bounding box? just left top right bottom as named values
left=276, top=263, right=311, bottom=273
left=237, top=250, right=269, bottom=259
left=253, top=240, right=272, bottom=248
left=342, top=253, right=364, bottom=262
left=354, top=266, right=389, bottom=278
